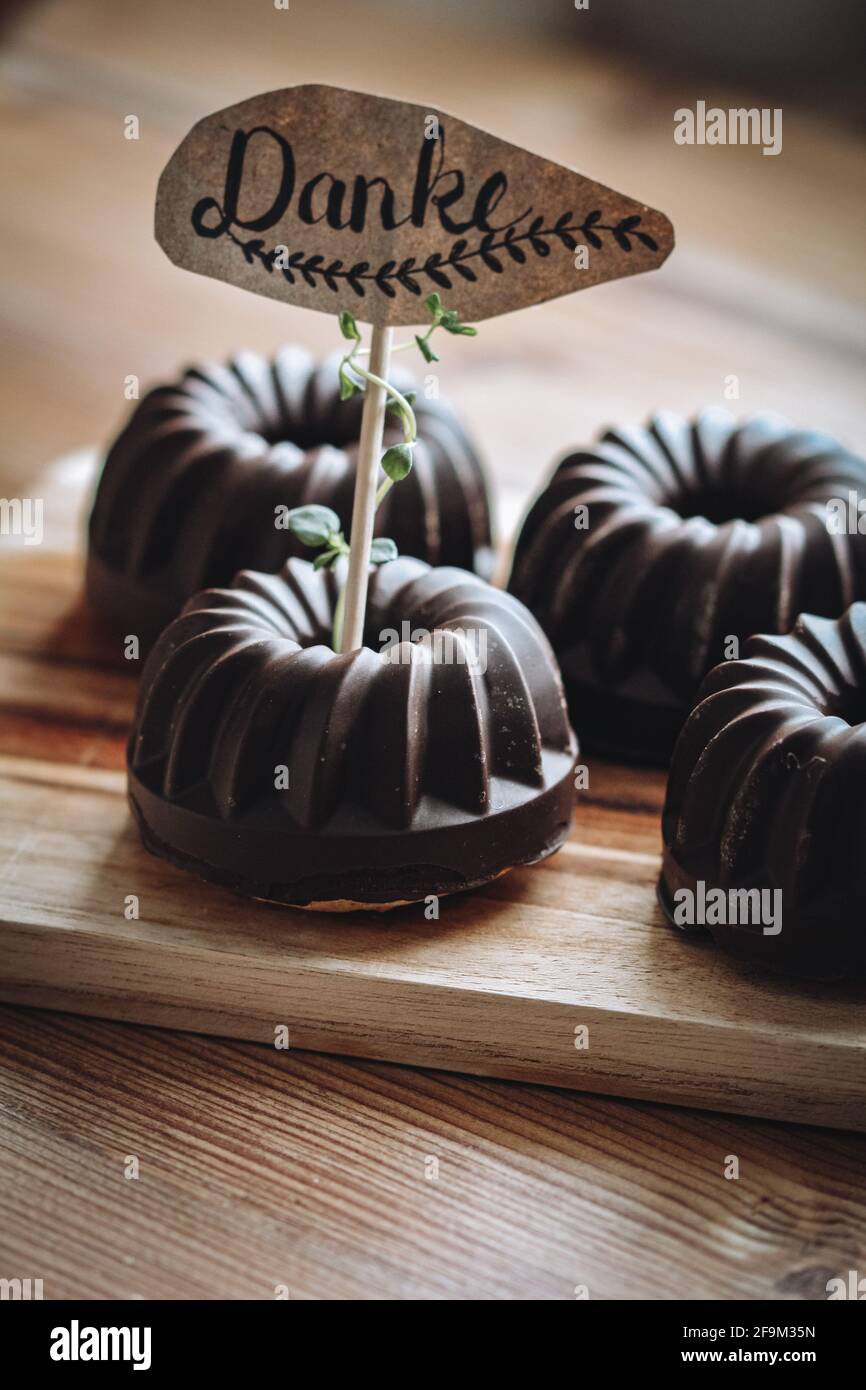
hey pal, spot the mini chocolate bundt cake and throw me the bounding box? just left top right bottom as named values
left=88, top=348, right=492, bottom=646
left=508, top=410, right=866, bottom=762
left=659, top=604, right=866, bottom=978
left=128, top=556, right=576, bottom=909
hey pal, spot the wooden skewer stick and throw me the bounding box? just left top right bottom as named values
left=339, top=324, right=394, bottom=654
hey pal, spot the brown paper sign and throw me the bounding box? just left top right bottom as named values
left=156, top=85, right=673, bottom=326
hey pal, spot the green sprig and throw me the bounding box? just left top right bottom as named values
left=282, top=504, right=398, bottom=650
left=306, top=298, right=479, bottom=649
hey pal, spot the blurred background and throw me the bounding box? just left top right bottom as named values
left=1, top=0, right=864, bottom=541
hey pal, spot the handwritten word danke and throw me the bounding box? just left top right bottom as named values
left=192, top=125, right=531, bottom=241
left=156, top=84, right=674, bottom=322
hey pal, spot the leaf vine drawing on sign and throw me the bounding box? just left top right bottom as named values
left=222, top=209, right=660, bottom=299
left=156, top=85, right=674, bottom=325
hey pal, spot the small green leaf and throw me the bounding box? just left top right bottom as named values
left=338, top=310, right=361, bottom=341
left=339, top=364, right=363, bottom=400
left=386, top=389, right=416, bottom=419
left=415, top=334, right=439, bottom=363
left=370, top=538, right=398, bottom=565
left=381, top=443, right=415, bottom=481
left=440, top=310, right=478, bottom=335
left=286, top=504, right=342, bottom=547
left=424, top=292, right=442, bottom=318
left=314, top=547, right=341, bottom=570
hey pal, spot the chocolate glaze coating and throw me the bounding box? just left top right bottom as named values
left=508, top=410, right=866, bottom=763
left=88, top=348, right=493, bottom=646
left=659, top=603, right=866, bottom=978
left=128, top=557, right=576, bottom=908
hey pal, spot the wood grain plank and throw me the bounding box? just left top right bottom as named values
left=1, top=746, right=863, bottom=1130
left=1, top=1006, right=864, bottom=1300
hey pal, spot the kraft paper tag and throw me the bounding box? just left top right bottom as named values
left=156, top=84, right=674, bottom=326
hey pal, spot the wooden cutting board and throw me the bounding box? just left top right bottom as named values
left=1, top=540, right=864, bottom=1133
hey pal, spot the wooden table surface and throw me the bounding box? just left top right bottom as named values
left=1, top=0, right=865, bottom=1299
